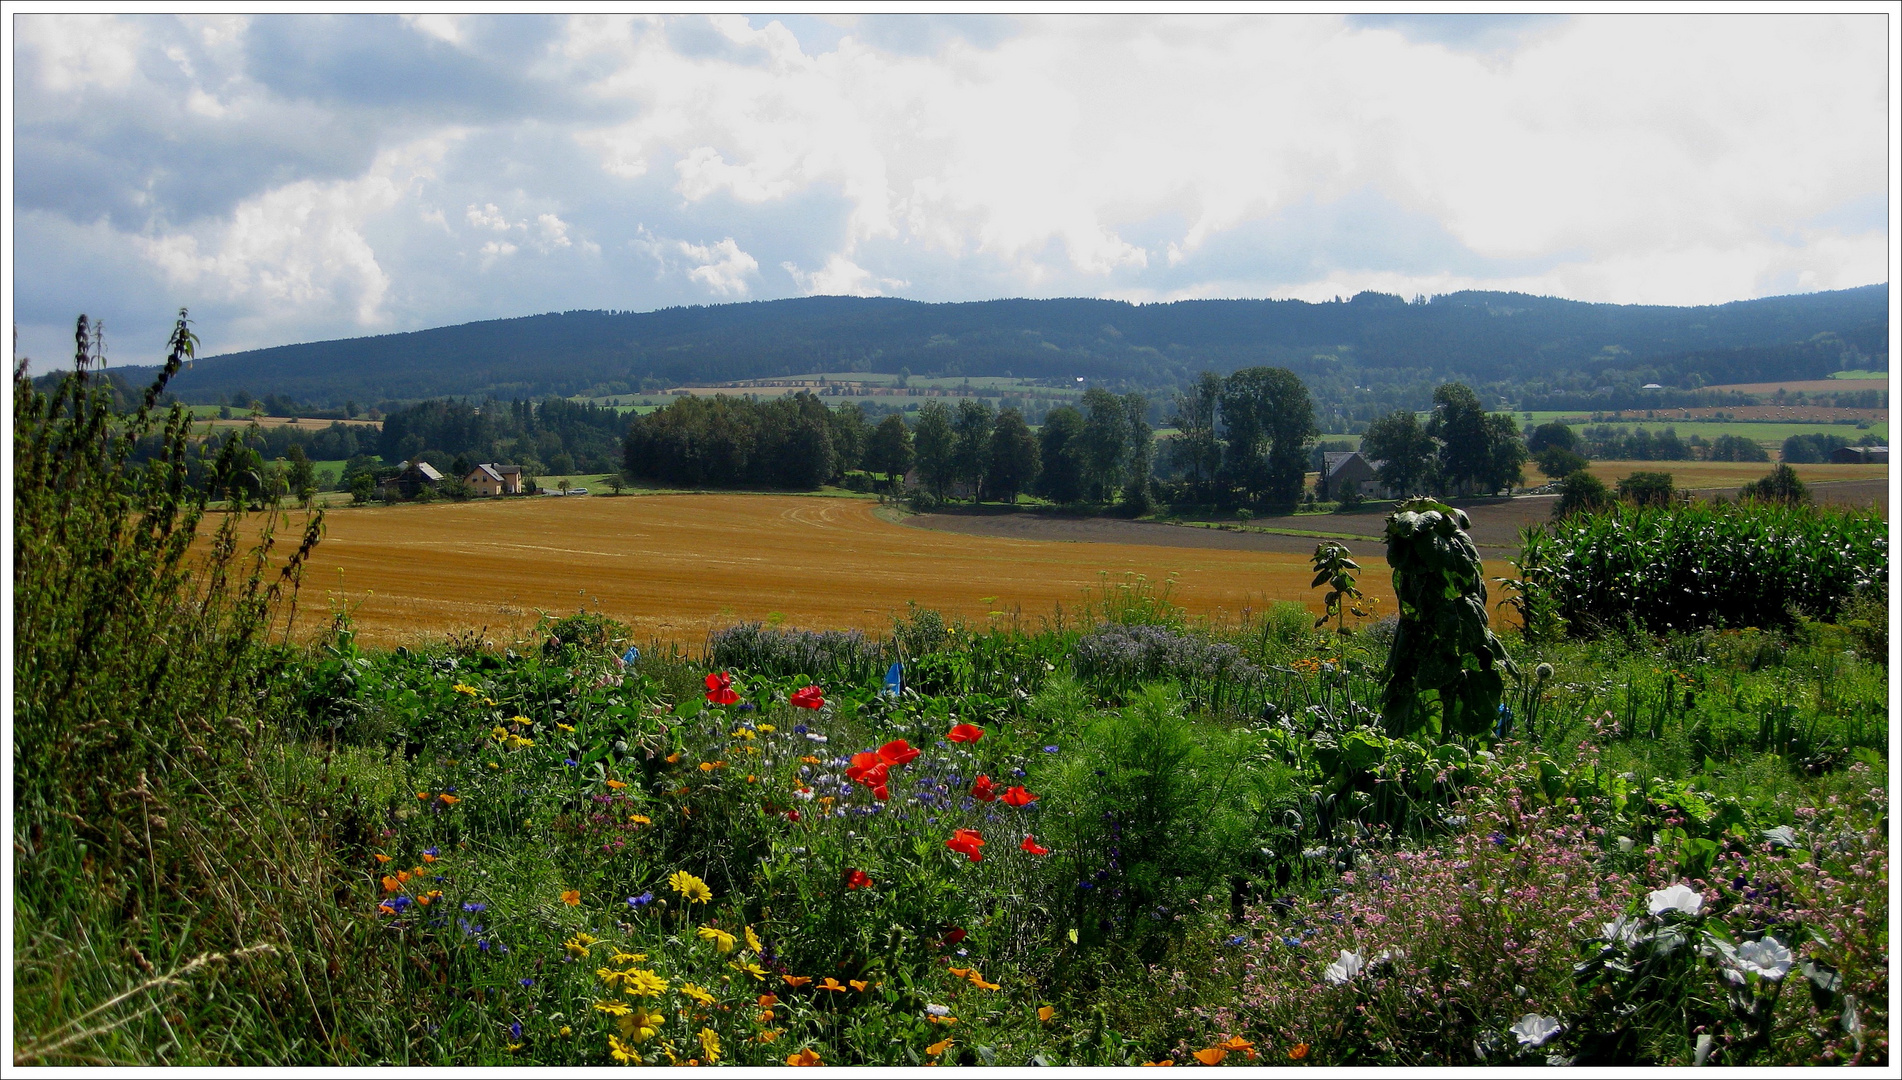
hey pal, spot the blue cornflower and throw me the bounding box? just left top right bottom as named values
left=478, top=940, right=491, bottom=952
left=793, top=723, right=808, bottom=735
left=462, top=902, right=487, bottom=913
left=1078, top=881, right=1095, bottom=891
left=628, top=891, right=655, bottom=908
left=510, top=1021, right=523, bottom=1040
left=1226, top=934, right=1248, bottom=947
left=1043, top=745, right=1059, bottom=753
left=520, top=977, right=535, bottom=988
left=423, top=846, right=440, bottom=858
left=1011, top=768, right=1026, bottom=778
left=564, top=758, right=579, bottom=767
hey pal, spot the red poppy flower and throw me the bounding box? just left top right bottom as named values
left=946, top=723, right=984, bottom=744
left=970, top=774, right=998, bottom=802
left=704, top=671, right=740, bottom=705
left=941, top=927, right=967, bottom=946
left=872, top=783, right=890, bottom=801
left=785, top=810, right=801, bottom=822
left=1001, top=785, right=1039, bottom=807
left=945, top=828, right=985, bottom=863
left=790, top=685, right=825, bottom=709
left=845, top=754, right=890, bottom=787
left=877, top=739, right=920, bottom=766
left=844, top=868, right=872, bottom=890
left=1020, top=834, right=1051, bottom=856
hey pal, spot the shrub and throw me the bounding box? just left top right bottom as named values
left=1617, top=471, right=1676, bottom=507
left=1740, top=464, right=1810, bottom=505
left=1073, top=623, right=1262, bottom=713
left=708, top=622, right=887, bottom=685
left=1707, top=434, right=1769, bottom=462
left=1553, top=471, right=1611, bottom=518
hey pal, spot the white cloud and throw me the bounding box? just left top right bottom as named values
left=9, top=12, right=1888, bottom=364
left=678, top=238, right=759, bottom=296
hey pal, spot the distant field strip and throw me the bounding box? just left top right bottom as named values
left=300, top=494, right=1425, bottom=646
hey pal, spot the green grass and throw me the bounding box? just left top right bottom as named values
left=1829, top=369, right=1888, bottom=379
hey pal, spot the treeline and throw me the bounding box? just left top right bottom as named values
left=377, top=397, right=628, bottom=475
left=622, top=393, right=868, bottom=488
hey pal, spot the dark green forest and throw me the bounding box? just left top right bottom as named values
left=115, top=285, right=1887, bottom=417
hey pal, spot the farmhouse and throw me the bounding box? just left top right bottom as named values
left=1319, top=451, right=1396, bottom=501
left=1829, top=445, right=1888, bottom=464
left=380, top=460, right=443, bottom=499
left=465, top=463, right=524, bottom=495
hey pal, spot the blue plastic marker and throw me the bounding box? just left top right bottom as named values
left=883, top=661, right=903, bottom=698
left=621, top=646, right=641, bottom=667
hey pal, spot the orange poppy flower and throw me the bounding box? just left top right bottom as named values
left=926, top=1037, right=954, bottom=1057
left=1140, top=1061, right=1176, bottom=1067
left=817, top=977, right=847, bottom=992
left=438, top=794, right=460, bottom=805
left=1038, top=1005, right=1055, bottom=1022
left=1218, top=1036, right=1256, bottom=1060
left=606, top=779, right=627, bottom=790
left=945, top=723, right=984, bottom=743
left=758, top=994, right=778, bottom=1008
left=382, top=875, right=401, bottom=893
left=849, top=979, right=871, bottom=992
left=782, top=976, right=812, bottom=987
left=785, top=1048, right=822, bottom=1066
left=374, top=853, right=392, bottom=864
left=1288, top=1043, right=1309, bottom=1061
left=562, top=889, right=581, bottom=906
left=1192, top=1047, right=1226, bottom=1065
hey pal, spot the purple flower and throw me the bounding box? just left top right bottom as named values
left=627, top=891, right=654, bottom=908
left=462, top=902, right=487, bottom=913
left=564, top=758, right=579, bottom=767
left=510, top=1021, right=523, bottom=1040
left=520, top=977, right=535, bottom=988
left=1043, top=746, right=1059, bottom=753
left=478, top=940, right=491, bottom=952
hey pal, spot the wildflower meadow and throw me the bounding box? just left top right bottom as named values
left=11, top=331, right=1892, bottom=1067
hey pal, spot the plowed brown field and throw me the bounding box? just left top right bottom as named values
left=296, top=494, right=1436, bottom=646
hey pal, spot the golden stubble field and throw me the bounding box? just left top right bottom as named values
left=296, top=494, right=1437, bottom=647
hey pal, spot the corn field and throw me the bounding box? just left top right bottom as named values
left=1520, top=501, right=1886, bottom=636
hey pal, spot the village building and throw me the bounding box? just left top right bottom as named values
left=1830, top=445, right=1889, bottom=464
left=465, top=463, right=525, bottom=496
left=1319, top=451, right=1397, bottom=501
left=380, top=460, right=443, bottom=499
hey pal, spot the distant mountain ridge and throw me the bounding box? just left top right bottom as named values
left=144, top=285, right=1888, bottom=406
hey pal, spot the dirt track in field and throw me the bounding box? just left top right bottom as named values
left=298, top=494, right=1418, bottom=647
left=909, top=477, right=1889, bottom=556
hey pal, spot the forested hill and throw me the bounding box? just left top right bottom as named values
left=150, top=284, right=1887, bottom=406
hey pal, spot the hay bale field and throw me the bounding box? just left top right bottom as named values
left=298, top=494, right=1439, bottom=646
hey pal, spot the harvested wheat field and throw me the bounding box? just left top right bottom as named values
left=297, top=494, right=1437, bottom=647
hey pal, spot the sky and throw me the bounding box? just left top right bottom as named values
left=8, top=11, right=1892, bottom=370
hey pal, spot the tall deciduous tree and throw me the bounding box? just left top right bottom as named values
left=1121, top=392, right=1154, bottom=513
left=985, top=408, right=1040, bottom=503
left=1167, top=371, right=1222, bottom=502
left=952, top=398, right=995, bottom=502
left=1079, top=387, right=1129, bottom=502
left=1220, top=366, right=1315, bottom=510
left=863, top=413, right=914, bottom=492
left=912, top=400, right=957, bottom=501
left=1035, top=405, right=1086, bottom=503
left=1482, top=412, right=1528, bottom=493
left=1427, top=382, right=1490, bottom=496
left=1361, top=409, right=1437, bottom=497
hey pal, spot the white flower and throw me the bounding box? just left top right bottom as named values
left=792, top=787, right=814, bottom=801
left=805, top=732, right=828, bottom=743
left=1615, top=836, right=1635, bottom=852
left=1733, top=937, right=1793, bottom=980
left=923, top=1003, right=951, bottom=1017
left=1510, top=1013, right=1563, bottom=1048
left=1601, top=916, right=1643, bottom=947
left=1646, top=883, right=1703, bottom=917
left=1323, top=949, right=1365, bottom=985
